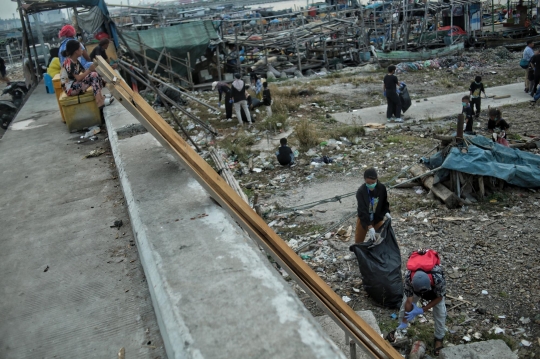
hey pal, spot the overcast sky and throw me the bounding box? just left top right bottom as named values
left=2, top=1, right=20, bottom=20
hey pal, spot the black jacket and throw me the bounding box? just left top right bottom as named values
left=356, top=182, right=389, bottom=229
left=231, top=80, right=247, bottom=102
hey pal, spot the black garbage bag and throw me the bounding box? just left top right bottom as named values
left=399, top=83, right=411, bottom=113
left=349, top=219, right=403, bottom=308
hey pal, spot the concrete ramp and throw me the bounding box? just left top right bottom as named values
left=316, top=310, right=382, bottom=359
left=104, top=102, right=348, bottom=359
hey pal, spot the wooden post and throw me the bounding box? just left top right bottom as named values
left=295, top=30, right=302, bottom=73
left=410, top=164, right=459, bottom=209
left=235, top=27, right=241, bottom=75
left=137, top=32, right=148, bottom=70
left=216, top=46, right=222, bottom=81
left=152, top=48, right=166, bottom=76
left=187, top=51, right=193, bottom=89
left=323, top=35, right=329, bottom=69
left=455, top=171, right=461, bottom=198
left=457, top=114, right=464, bottom=140
left=478, top=176, right=485, bottom=199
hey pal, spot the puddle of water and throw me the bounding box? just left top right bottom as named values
left=10, top=119, right=48, bottom=131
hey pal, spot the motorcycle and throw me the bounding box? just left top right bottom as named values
left=0, top=81, right=29, bottom=130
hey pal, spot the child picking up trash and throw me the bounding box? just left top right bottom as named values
left=275, top=138, right=295, bottom=166
left=461, top=95, right=474, bottom=134
left=468, top=75, right=486, bottom=118
left=487, top=108, right=510, bottom=146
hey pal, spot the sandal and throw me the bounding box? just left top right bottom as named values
left=434, top=337, right=444, bottom=356
left=386, top=330, right=397, bottom=343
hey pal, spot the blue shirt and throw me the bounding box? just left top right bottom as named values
left=524, top=46, right=534, bottom=62
left=58, top=38, right=92, bottom=70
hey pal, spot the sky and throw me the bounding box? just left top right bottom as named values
left=2, top=0, right=20, bottom=20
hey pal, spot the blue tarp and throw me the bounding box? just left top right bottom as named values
left=436, top=135, right=540, bottom=188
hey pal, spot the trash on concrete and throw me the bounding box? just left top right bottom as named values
left=82, top=125, right=101, bottom=139
left=85, top=149, right=106, bottom=158
left=110, top=220, right=123, bottom=229
left=43, top=265, right=49, bottom=272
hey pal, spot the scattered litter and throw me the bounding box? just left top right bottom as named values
left=252, top=168, right=262, bottom=173
left=520, top=317, right=530, bottom=324
left=85, top=149, right=106, bottom=158
left=481, top=290, right=488, bottom=295
left=364, top=123, right=386, bottom=129
left=43, top=265, right=49, bottom=272
left=110, top=220, right=123, bottom=229
left=390, top=313, right=397, bottom=319
left=473, top=332, right=482, bottom=339
left=353, top=287, right=361, bottom=293
left=521, top=339, right=532, bottom=347
left=342, top=295, right=351, bottom=303
left=462, top=335, right=471, bottom=342
left=81, top=125, right=101, bottom=139
left=498, top=315, right=506, bottom=319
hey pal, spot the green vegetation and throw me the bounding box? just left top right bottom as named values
left=295, top=119, right=320, bottom=151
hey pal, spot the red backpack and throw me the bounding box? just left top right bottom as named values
left=406, top=249, right=440, bottom=286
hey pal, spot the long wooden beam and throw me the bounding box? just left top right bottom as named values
left=95, top=56, right=402, bottom=359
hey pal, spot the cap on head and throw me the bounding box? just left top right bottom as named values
left=364, top=167, right=378, bottom=180
left=412, top=271, right=431, bottom=293
left=211, top=81, right=218, bottom=91
left=59, top=25, right=76, bottom=39
left=234, top=73, right=241, bottom=79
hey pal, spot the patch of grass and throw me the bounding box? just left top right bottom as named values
left=330, top=121, right=365, bottom=139
left=507, top=133, right=521, bottom=140
left=406, top=323, right=438, bottom=353
left=326, top=71, right=345, bottom=79
left=482, top=332, right=518, bottom=351
left=257, top=112, right=289, bottom=132
left=295, top=118, right=320, bottom=151
left=221, top=134, right=255, bottom=162
left=487, top=191, right=508, bottom=203
left=499, top=291, right=508, bottom=298
left=438, top=77, right=455, bottom=89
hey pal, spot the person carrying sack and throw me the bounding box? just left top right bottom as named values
left=391, top=249, right=447, bottom=357
left=355, top=168, right=390, bottom=243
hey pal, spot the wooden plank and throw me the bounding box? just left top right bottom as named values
left=410, top=164, right=459, bottom=208
left=95, top=56, right=401, bottom=359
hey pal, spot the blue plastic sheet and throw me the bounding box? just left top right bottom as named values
left=438, top=136, right=540, bottom=188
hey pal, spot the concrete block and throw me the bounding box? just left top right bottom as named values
left=315, top=310, right=382, bottom=359
left=104, top=102, right=348, bottom=359
left=440, top=339, right=518, bottom=359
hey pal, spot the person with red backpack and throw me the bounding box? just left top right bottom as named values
left=395, top=249, right=447, bottom=356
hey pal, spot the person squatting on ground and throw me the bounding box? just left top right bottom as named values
left=60, top=40, right=109, bottom=108
left=231, top=73, right=253, bottom=126
left=383, top=65, right=403, bottom=123
left=394, top=249, right=447, bottom=356
left=487, top=108, right=510, bottom=135
left=212, top=81, right=233, bottom=121
left=461, top=95, right=474, bottom=134
left=468, top=75, right=486, bottom=118
left=355, top=168, right=390, bottom=243
left=58, top=25, right=92, bottom=70
left=523, top=40, right=535, bottom=93
left=275, top=137, right=295, bottom=166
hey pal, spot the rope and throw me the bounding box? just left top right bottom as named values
left=295, top=211, right=357, bottom=253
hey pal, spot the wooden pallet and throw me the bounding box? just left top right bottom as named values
left=94, top=55, right=402, bottom=359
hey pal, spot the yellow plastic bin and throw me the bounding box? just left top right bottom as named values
left=52, top=74, right=66, bottom=123
left=59, top=89, right=101, bottom=132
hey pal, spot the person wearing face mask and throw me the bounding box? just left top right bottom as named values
left=355, top=168, right=390, bottom=243
left=461, top=95, right=474, bottom=134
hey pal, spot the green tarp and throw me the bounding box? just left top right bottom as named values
left=125, top=21, right=218, bottom=79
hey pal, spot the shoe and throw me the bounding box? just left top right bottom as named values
left=387, top=118, right=393, bottom=122
left=226, top=118, right=232, bottom=122
left=104, top=97, right=115, bottom=106
left=248, top=122, right=253, bottom=128
left=395, top=118, right=403, bottom=123
left=525, top=88, right=529, bottom=93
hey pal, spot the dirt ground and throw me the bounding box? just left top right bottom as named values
left=170, top=46, right=538, bottom=357
left=11, top=46, right=539, bottom=357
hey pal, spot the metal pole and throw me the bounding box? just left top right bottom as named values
left=25, top=15, right=41, bottom=78
left=33, top=13, right=49, bottom=67
left=16, top=0, right=37, bottom=85
left=234, top=27, right=241, bottom=75
left=216, top=45, right=222, bottom=81
left=492, top=0, right=495, bottom=33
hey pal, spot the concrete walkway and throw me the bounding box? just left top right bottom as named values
left=103, top=102, right=348, bottom=358
left=332, top=82, right=532, bottom=125
left=0, top=85, right=165, bottom=357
